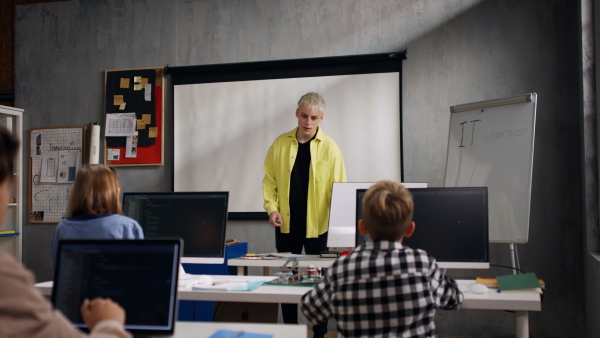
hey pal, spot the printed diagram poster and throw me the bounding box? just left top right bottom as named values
left=57, top=150, right=81, bottom=183
left=40, top=151, right=59, bottom=183
left=29, top=128, right=85, bottom=223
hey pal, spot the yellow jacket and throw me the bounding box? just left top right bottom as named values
left=263, top=127, right=347, bottom=237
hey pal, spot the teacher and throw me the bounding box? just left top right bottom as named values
left=262, top=92, right=347, bottom=336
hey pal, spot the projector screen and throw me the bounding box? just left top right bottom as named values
left=169, top=52, right=406, bottom=217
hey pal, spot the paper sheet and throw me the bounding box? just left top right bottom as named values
left=105, top=113, right=137, bottom=137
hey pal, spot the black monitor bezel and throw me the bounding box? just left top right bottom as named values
left=355, top=187, right=490, bottom=269
left=122, top=191, right=229, bottom=263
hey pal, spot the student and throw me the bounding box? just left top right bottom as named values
left=51, top=164, right=144, bottom=268
left=262, top=92, right=346, bottom=334
left=301, top=180, right=463, bottom=337
left=0, top=126, right=131, bottom=337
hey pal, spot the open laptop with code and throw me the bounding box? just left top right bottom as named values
left=52, top=239, right=182, bottom=337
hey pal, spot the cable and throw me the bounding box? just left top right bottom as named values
left=489, top=263, right=527, bottom=274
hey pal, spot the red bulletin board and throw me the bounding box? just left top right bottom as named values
left=104, top=67, right=164, bottom=166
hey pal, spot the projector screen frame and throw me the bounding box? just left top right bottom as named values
left=167, top=51, right=407, bottom=220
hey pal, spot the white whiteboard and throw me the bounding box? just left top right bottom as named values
left=327, top=182, right=427, bottom=248
left=173, top=73, right=401, bottom=213
left=444, top=93, right=537, bottom=243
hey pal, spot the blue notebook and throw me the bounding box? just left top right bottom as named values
left=209, top=330, right=273, bottom=338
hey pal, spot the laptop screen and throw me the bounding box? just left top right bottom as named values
left=52, top=239, right=182, bottom=336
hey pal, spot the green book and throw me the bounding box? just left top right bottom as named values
left=496, top=272, right=542, bottom=292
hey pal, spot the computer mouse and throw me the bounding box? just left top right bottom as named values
left=195, top=275, right=213, bottom=285
left=468, top=283, right=489, bottom=294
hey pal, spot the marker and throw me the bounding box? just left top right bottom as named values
left=212, top=280, right=229, bottom=285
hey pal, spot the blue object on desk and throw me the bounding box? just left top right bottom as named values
left=209, top=330, right=273, bottom=338
left=0, top=232, right=20, bottom=237
left=178, top=242, right=248, bottom=322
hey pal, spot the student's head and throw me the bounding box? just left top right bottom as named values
left=360, top=180, right=415, bottom=241
left=0, top=127, right=19, bottom=223
left=67, top=164, right=122, bottom=217
left=296, top=92, right=325, bottom=139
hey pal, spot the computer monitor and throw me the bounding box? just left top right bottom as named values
left=122, top=192, right=229, bottom=264
left=327, top=182, right=428, bottom=248
left=356, top=187, right=489, bottom=269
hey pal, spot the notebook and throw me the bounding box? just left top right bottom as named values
left=52, top=239, right=182, bottom=337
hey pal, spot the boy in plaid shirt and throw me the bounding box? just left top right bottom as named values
left=301, top=180, right=463, bottom=337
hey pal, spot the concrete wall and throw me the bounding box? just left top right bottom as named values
left=15, top=1, right=584, bottom=336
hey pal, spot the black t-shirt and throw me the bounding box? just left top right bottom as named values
left=288, top=133, right=315, bottom=236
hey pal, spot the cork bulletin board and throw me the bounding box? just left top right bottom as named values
left=104, top=67, right=164, bottom=166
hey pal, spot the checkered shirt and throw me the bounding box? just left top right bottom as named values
left=300, top=239, right=463, bottom=337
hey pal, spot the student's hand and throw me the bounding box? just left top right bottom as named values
left=269, top=211, right=283, bottom=227
left=80, top=298, right=126, bottom=331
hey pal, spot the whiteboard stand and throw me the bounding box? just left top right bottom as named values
left=510, top=243, right=521, bottom=274
left=445, top=93, right=537, bottom=269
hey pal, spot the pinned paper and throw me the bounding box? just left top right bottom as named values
left=113, top=95, right=124, bottom=105
left=140, top=78, right=149, bottom=86
left=40, top=152, right=59, bottom=182
left=106, top=113, right=137, bottom=137
left=141, top=114, right=151, bottom=124
left=134, top=76, right=142, bottom=83
left=144, top=84, right=152, bottom=101
left=57, top=150, right=80, bottom=183
left=119, top=102, right=126, bottom=110
left=125, top=133, right=138, bottom=158
left=137, top=119, right=146, bottom=130
left=120, top=78, right=130, bottom=88
left=148, top=127, right=158, bottom=138
left=134, top=84, right=143, bottom=91
left=108, top=148, right=120, bottom=161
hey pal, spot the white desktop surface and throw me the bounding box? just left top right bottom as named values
left=35, top=275, right=540, bottom=310
left=36, top=275, right=540, bottom=338
left=174, top=321, right=306, bottom=338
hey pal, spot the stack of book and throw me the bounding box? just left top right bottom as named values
left=476, top=272, right=545, bottom=293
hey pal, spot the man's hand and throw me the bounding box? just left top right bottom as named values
left=80, top=298, right=126, bottom=331
left=269, top=210, right=283, bottom=227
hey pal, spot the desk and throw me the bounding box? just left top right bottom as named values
left=228, top=255, right=335, bottom=275
left=229, top=259, right=542, bottom=338
left=175, top=321, right=306, bottom=338
left=35, top=276, right=306, bottom=304
left=36, top=277, right=540, bottom=338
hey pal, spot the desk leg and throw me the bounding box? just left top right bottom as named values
left=515, top=311, right=529, bottom=338
left=237, top=266, right=244, bottom=276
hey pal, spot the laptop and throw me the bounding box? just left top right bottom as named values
left=52, top=239, right=182, bottom=337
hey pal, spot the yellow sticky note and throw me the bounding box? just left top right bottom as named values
left=119, top=102, right=126, bottom=110
left=141, top=114, right=151, bottom=124
left=134, top=84, right=142, bottom=91
left=134, top=76, right=142, bottom=83
left=113, top=95, right=123, bottom=105
left=148, top=127, right=157, bottom=138
left=120, top=78, right=130, bottom=88
left=140, top=78, right=149, bottom=86
left=137, top=119, right=146, bottom=130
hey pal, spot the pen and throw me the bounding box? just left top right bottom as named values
left=222, top=331, right=244, bottom=338
left=212, top=280, right=229, bottom=285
